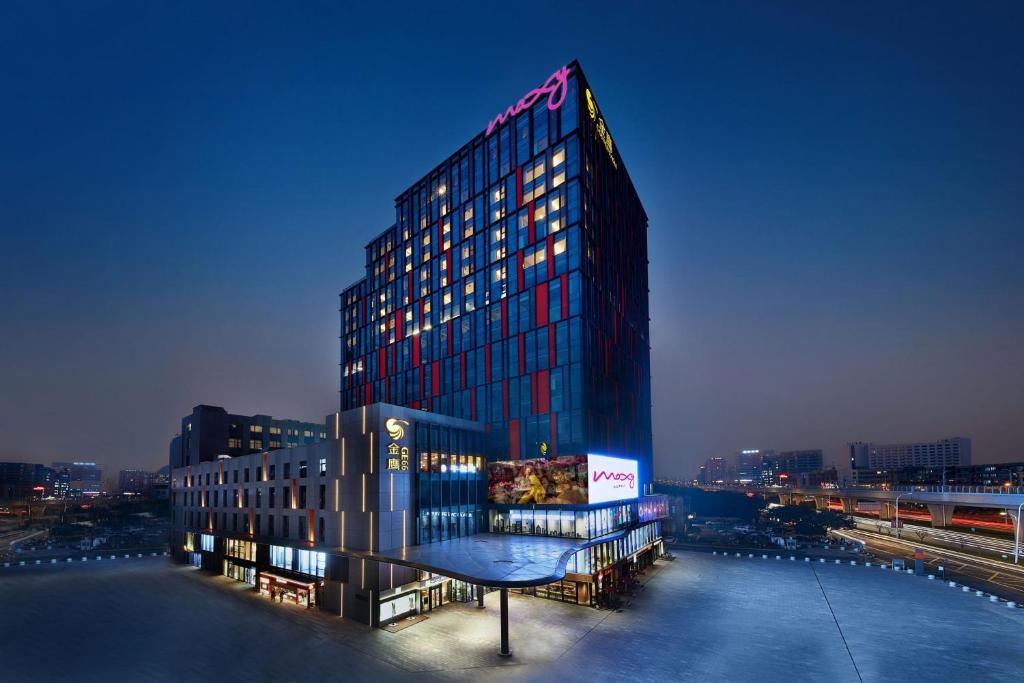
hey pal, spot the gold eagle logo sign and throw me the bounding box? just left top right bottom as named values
left=385, top=418, right=409, bottom=441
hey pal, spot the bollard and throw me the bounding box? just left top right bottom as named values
left=790, top=556, right=795, bottom=561
left=3, top=562, right=9, bottom=568
left=976, top=590, right=984, bottom=597
left=949, top=581, right=957, bottom=587
left=748, top=553, right=754, bottom=558
left=989, top=595, right=998, bottom=603
left=151, top=552, right=157, bottom=557
left=124, top=554, right=129, bottom=559
left=928, top=574, right=934, bottom=580
left=962, top=586, right=970, bottom=592
left=835, top=559, right=841, bottom=564
left=735, top=553, right=741, bottom=557
left=865, top=562, right=871, bottom=567
left=804, top=557, right=810, bottom=562
left=775, top=555, right=781, bottom=560
left=35, top=560, right=40, bottom=565
left=819, top=558, right=825, bottom=563
left=906, top=568, right=913, bottom=574
left=50, top=559, right=56, bottom=564
left=82, top=557, right=87, bottom=562
left=881, top=565, right=887, bottom=570
left=1008, top=602, right=1017, bottom=608
left=850, top=560, right=856, bottom=565
left=96, top=556, right=101, bottom=560
left=110, top=555, right=116, bottom=560
left=66, top=558, right=72, bottom=562
left=713, top=551, right=717, bottom=555
left=19, top=561, right=25, bottom=566
left=762, top=554, right=768, bottom=559
left=137, top=553, right=142, bottom=558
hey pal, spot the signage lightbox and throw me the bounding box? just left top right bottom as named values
left=587, top=454, right=638, bottom=504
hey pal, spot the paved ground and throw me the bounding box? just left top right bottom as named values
left=1, top=552, right=1022, bottom=682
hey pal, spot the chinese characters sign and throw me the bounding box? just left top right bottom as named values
left=384, top=417, right=409, bottom=471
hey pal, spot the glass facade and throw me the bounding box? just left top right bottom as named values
left=488, top=502, right=634, bottom=539
left=414, top=423, right=487, bottom=544
left=339, top=62, right=652, bottom=478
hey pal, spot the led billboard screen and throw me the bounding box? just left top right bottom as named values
left=487, top=454, right=638, bottom=505
left=586, top=454, right=638, bottom=504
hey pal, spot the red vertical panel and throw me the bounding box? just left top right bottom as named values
left=516, top=166, right=523, bottom=206
left=548, top=323, right=556, bottom=367
left=446, top=321, right=452, bottom=357
left=502, top=379, right=509, bottom=421
left=412, top=337, right=420, bottom=368
left=419, top=297, right=425, bottom=327
left=560, top=273, right=569, bottom=317
left=307, top=509, right=315, bottom=543
left=470, top=387, right=477, bottom=421
left=527, top=200, right=536, bottom=244
left=460, top=352, right=466, bottom=390
left=431, top=361, right=440, bottom=396
left=518, top=333, right=525, bottom=375
left=446, top=251, right=452, bottom=278
left=535, top=281, right=548, bottom=327
left=292, top=479, right=297, bottom=509
left=395, top=307, right=403, bottom=342
left=379, top=348, right=386, bottom=379
left=537, top=369, right=550, bottom=414
left=500, top=298, right=508, bottom=338
left=532, top=370, right=540, bottom=413
left=249, top=508, right=254, bottom=535
left=364, top=383, right=371, bottom=405
left=517, top=251, right=524, bottom=290
left=508, top=418, right=520, bottom=460
left=546, top=234, right=555, bottom=279
left=485, top=344, right=492, bottom=382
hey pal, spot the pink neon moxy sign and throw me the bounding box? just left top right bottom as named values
left=486, top=65, right=571, bottom=136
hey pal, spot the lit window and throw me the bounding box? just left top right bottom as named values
left=554, top=238, right=567, bottom=255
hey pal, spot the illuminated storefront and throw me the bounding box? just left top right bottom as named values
left=259, top=573, right=318, bottom=608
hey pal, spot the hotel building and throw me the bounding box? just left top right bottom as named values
left=171, top=62, right=665, bottom=650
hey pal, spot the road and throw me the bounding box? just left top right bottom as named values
left=834, top=526, right=1024, bottom=602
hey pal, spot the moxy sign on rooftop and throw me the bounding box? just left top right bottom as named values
left=485, top=65, right=571, bottom=136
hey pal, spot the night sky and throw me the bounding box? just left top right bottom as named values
left=2, top=2, right=1021, bottom=479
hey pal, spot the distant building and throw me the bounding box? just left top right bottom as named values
left=735, top=450, right=766, bottom=485
left=798, top=467, right=838, bottom=488
left=0, top=463, right=59, bottom=500
left=699, top=457, right=732, bottom=485
left=118, top=469, right=158, bottom=494
left=849, top=438, right=970, bottom=471
left=850, top=461, right=1024, bottom=489
left=769, top=450, right=823, bottom=482
left=170, top=405, right=327, bottom=469
left=51, top=461, right=103, bottom=496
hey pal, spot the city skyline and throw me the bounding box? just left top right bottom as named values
left=3, top=2, right=1022, bottom=480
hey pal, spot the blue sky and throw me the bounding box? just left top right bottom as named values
left=1, top=1, right=1021, bottom=478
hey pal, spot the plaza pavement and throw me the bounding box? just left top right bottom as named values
left=1, top=551, right=1022, bottom=682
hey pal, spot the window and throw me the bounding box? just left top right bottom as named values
left=269, top=487, right=276, bottom=508
left=284, top=463, right=291, bottom=479
left=318, top=458, right=327, bottom=476
left=200, top=534, right=214, bottom=552
left=296, top=550, right=326, bottom=578
left=249, top=439, right=262, bottom=450
left=226, top=539, right=255, bottom=561
left=227, top=438, right=242, bottom=449
left=318, top=484, right=326, bottom=510
left=269, top=464, right=276, bottom=480
left=269, top=426, right=281, bottom=435
left=250, top=425, right=263, bottom=433
left=270, top=545, right=292, bottom=570
left=299, top=461, right=308, bottom=478
left=299, top=485, right=307, bottom=509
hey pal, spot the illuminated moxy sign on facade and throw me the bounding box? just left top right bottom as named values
left=486, top=65, right=571, bottom=136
